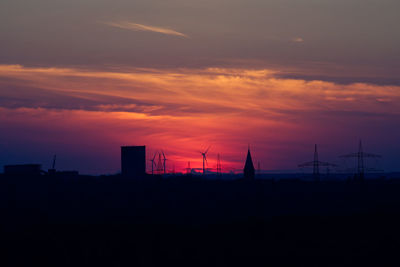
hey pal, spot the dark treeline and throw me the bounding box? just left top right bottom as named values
left=1, top=174, right=400, bottom=266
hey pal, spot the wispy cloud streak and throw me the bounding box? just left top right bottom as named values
left=104, top=21, right=188, bottom=38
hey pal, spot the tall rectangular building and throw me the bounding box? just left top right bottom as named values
left=121, top=146, right=146, bottom=178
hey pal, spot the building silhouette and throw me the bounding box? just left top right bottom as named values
left=4, top=164, right=42, bottom=176
left=121, top=146, right=146, bottom=178
left=243, top=148, right=255, bottom=180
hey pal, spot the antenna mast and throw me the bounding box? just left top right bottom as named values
left=186, top=161, right=191, bottom=175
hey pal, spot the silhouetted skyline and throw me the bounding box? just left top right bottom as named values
left=0, top=141, right=389, bottom=180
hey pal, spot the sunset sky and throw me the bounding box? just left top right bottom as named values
left=1, top=0, right=399, bottom=174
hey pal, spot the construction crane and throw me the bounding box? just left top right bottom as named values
left=52, top=155, right=56, bottom=170
left=48, top=154, right=57, bottom=175
left=340, top=140, right=381, bottom=181
left=298, top=144, right=337, bottom=181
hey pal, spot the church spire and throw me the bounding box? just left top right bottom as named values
left=244, top=147, right=255, bottom=180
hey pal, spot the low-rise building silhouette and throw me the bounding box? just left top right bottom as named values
left=4, top=164, right=42, bottom=176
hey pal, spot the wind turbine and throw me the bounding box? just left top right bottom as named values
left=199, top=146, right=211, bottom=175
left=156, top=153, right=164, bottom=174
left=150, top=152, right=157, bottom=175
left=162, top=150, right=167, bottom=175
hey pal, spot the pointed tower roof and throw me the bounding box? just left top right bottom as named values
left=244, top=148, right=255, bottom=180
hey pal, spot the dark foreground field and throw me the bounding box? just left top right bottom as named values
left=1, top=175, right=400, bottom=266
